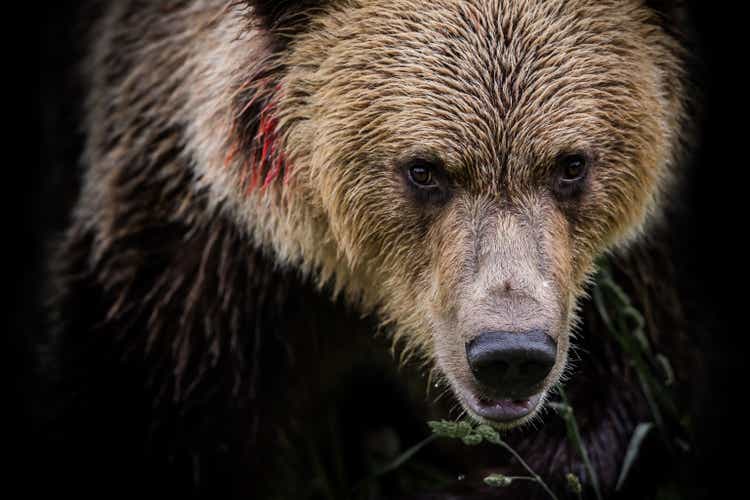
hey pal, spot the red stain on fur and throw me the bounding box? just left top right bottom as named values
left=226, top=82, right=289, bottom=195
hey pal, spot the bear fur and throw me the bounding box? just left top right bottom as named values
left=37, top=1, right=698, bottom=498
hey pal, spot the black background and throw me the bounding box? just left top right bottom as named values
left=25, top=1, right=747, bottom=497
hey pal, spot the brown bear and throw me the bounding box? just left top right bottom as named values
left=38, top=1, right=696, bottom=499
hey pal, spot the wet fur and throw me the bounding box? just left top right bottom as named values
left=41, top=1, right=693, bottom=498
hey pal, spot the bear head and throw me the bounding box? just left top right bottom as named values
left=192, top=0, right=689, bottom=428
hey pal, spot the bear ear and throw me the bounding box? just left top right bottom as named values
left=245, top=0, right=330, bottom=34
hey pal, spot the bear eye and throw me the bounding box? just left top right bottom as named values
left=400, top=155, right=451, bottom=205
left=407, top=162, right=437, bottom=188
left=553, top=153, right=590, bottom=198
left=559, top=154, right=587, bottom=182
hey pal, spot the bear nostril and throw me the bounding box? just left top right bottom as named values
left=466, top=330, right=557, bottom=398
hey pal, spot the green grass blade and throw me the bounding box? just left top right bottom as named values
left=616, top=422, right=655, bottom=492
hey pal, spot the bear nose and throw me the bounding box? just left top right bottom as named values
left=465, top=331, right=557, bottom=398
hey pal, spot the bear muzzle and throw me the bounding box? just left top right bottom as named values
left=464, top=330, right=557, bottom=422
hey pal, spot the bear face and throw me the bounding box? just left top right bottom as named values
left=211, top=0, right=687, bottom=428
left=245, top=0, right=691, bottom=428
left=38, top=1, right=701, bottom=497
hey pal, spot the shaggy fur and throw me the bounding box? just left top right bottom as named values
left=41, top=1, right=693, bottom=498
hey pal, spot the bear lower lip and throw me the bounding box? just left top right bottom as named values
left=470, top=393, right=543, bottom=423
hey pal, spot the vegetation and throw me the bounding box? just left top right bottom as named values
left=286, top=257, right=691, bottom=499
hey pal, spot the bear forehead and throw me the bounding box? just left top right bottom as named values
left=285, top=0, right=665, bottom=176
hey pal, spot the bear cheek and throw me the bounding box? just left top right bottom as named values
left=570, top=168, right=657, bottom=263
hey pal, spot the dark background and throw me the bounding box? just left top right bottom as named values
left=24, top=1, right=746, bottom=497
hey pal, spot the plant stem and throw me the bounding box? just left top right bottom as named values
left=508, top=475, right=545, bottom=483
left=492, top=439, right=560, bottom=500
left=354, top=433, right=438, bottom=491
left=558, top=389, right=603, bottom=500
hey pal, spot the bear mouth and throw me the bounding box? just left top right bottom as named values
left=464, top=391, right=544, bottom=425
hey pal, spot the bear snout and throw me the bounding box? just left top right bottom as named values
left=465, top=330, right=557, bottom=399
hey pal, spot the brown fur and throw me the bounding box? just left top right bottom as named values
left=44, top=0, right=692, bottom=497
left=228, top=0, right=688, bottom=424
